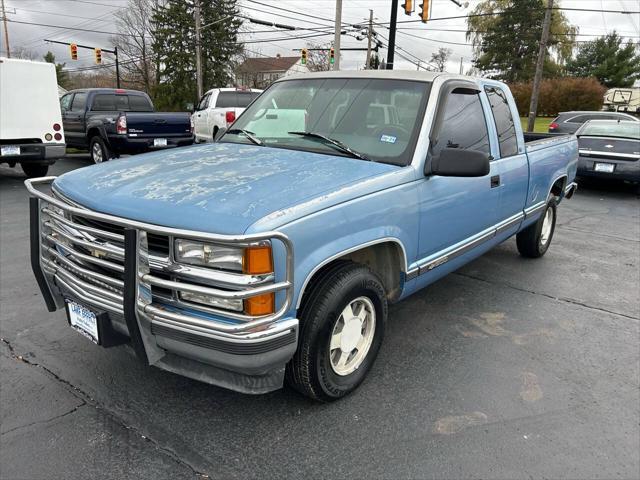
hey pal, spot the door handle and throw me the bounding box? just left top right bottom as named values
left=491, top=175, right=500, bottom=188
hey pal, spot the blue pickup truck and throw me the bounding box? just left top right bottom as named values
left=27, top=71, right=578, bottom=401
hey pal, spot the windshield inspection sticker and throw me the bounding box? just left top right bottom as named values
left=380, top=134, right=397, bottom=144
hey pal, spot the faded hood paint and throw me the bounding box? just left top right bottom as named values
left=53, top=143, right=398, bottom=234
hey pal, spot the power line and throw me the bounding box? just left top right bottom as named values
left=242, top=0, right=339, bottom=26
left=59, top=0, right=128, bottom=7
left=4, top=18, right=146, bottom=37
left=374, top=6, right=640, bottom=26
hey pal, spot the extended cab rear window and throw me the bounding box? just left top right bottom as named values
left=90, top=94, right=153, bottom=112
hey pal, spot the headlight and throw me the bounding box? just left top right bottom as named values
left=174, top=239, right=275, bottom=315
left=179, top=291, right=243, bottom=312
left=174, top=239, right=274, bottom=275
left=174, top=239, right=244, bottom=272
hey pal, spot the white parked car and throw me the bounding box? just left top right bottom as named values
left=0, top=57, right=65, bottom=177
left=192, top=87, right=262, bottom=143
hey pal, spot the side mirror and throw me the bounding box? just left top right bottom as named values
left=185, top=102, right=194, bottom=113
left=214, top=127, right=227, bottom=142
left=429, top=148, right=490, bottom=177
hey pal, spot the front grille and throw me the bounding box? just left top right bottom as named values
left=73, top=216, right=170, bottom=255
left=37, top=194, right=290, bottom=324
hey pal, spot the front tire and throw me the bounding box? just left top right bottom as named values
left=90, top=136, right=111, bottom=164
left=286, top=262, right=387, bottom=402
left=517, top=197, right=557, bottom=258
left=21, top=163, right=49, bottom=178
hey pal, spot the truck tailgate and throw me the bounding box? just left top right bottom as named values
left=126, top=112, right=192, bottom=137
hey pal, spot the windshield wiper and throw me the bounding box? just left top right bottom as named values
left=225, top=128, right=263, bottom=146
left=288, top=131, right=370, bottom=161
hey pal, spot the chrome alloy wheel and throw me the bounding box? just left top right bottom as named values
left=540, top=207, right=554, bottom=246
left=329, top=296, right=376, bottom=376
left=92, top=142, right=104, bottom=163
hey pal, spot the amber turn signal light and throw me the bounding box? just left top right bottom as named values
left=243, top=245, right=273, bottom=275
left=244, top=293, right=275, bottom=316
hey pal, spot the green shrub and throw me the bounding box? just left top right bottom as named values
left=509, top=77, right=606, bottom=117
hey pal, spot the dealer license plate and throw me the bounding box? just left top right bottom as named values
left=1, top=145, right=20, bottom=156
left=594, top=162, right=615, bottom=173
left=67, top=301, right=99, bottom=344
left=154, top=138, right=168, bottom=147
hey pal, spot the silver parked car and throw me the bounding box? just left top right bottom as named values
left=549, top=111, right=639, bottom=134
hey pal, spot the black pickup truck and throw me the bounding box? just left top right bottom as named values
left=60, top=88, right=194, bottom=163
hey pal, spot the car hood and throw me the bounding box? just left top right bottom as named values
left=53, top=143, right=398, bottom=234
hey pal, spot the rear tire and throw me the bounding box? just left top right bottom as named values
left=212, top=126, right=219, bottom=143
left=90, top=136, right=111, bottom=164
left=517, top=197, right=557, bottom=258
left=286, top=262, right=387, bottom=402
left=21, top=163, right=49, bottom=178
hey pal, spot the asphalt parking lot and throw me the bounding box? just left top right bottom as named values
left=1, top=157, right=639, bottom=479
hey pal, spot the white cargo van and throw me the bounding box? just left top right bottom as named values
left=0, top=57, right=65, bottom=177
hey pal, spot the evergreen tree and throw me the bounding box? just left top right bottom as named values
left=43, top=51, right=69, bottom=89
left=567, top=32, right=640, bottom=88
left=152, top=0, right=242, bottom=111
left=467, top=0, right=576, bottom=82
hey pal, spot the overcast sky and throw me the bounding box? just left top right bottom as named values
left=2, top=0, right=639, bottom=75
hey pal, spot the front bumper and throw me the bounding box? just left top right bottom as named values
left=26, top=177, right=298, bottom=394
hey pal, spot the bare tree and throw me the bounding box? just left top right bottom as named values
left=306, top=42, right=332, bottom=72
left=11, top=46, right=37, bottom=60
left=111, top=0, right=155, bottom=94
left=430, top=47, right=453, bottom=72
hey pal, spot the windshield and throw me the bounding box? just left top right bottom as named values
left=221, top=78, right=431, bottom=165
left=579, top=121, right=640, bottom=140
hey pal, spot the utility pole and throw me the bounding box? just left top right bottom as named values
left=194, top=0, right=203, bottom=99
left=114, top=46, right=120, bottom=88
left=459, top=57, right=463, bottom=74
left=365, top=9, right=373, bottom=69
left=527, top=0, right=554, bottom=132
left=333, top=0, right=342, bottom=70
left=386, top=0, right=398, bottom=69
left=1, top=0, right=10, bottom=58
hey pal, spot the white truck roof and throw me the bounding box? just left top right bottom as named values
left=0, top=57, right=64, bottom=144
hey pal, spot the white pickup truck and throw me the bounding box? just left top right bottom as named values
left=192, top=87, right=262, bottom=143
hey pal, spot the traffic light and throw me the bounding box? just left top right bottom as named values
left=329, top=47, right=335, bottom=65
left=301, top=48, right=307, bottom=65
left=419, top=1, right=430, bottom=22
left=70, top=43, right=78, bottom=60
left=401, top=0, right=413, bottom=15
left=94, top=48, right=102, bottom=64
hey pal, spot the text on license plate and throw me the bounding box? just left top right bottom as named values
left=154, top=138, right=168, bottom=147
left=0, top=145, right=20, bottom=156
left=67, top=301, right=99, bottom=343
left=594, top=162, right=615, bottom=173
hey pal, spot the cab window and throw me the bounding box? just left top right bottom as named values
left=485, top=86, right=518, bottom=157
left=71, top=92, right=87, bottom=111
left=431, top=88, right=491, bottom=163
left=196, top=93, right=210, bottom=111
left=60, top=94, right=73, bottom=112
